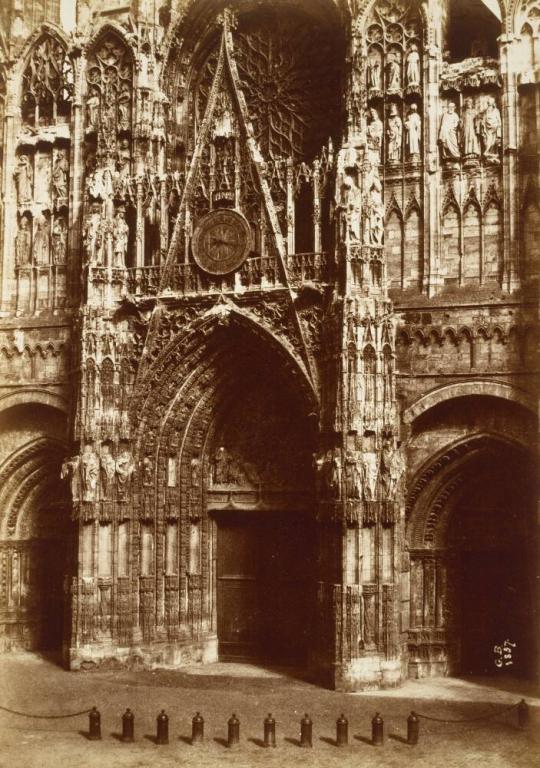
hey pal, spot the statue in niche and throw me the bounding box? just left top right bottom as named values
left=118, top=89, right=131, bottom=132
left=386, top=51, right=401, bottom=92
left=480, top=97, right=502, bottom=162
left=83, top=206, right=102, bottom=265
left=116, top=447, right=135, bottom=493
left=329, top=449, right=342, bottom=500
left=405, top=43, right=420, bottom=87
left=52, top=151, right=69, bottom=202
left=112, top=210, right=129, bottom=268
left=213, top=446, right=230, bottom=484
left=387, top=104, right=402, bottom=163
left=100, top=443, right=116, bottom=493
left=51, top=217, right=67, bottom=264
left=14, top=155, right=33, bottom=205
left=86, top=87, right=100, bottom=131
left=383, top=442, right=406, bottom=501
left=341, top=174, right=362, bottom=242
left=362, top=451, right=379, bottom=501
left=366, top=107, right=383, bottom=164
left=61, top=455, right=81, bottom=502
left=81, top=444, right=99, bottom=502
left=462, top=98, right=480, bottom=157
left=116, top=139, right=131, bottom=183
left=405, top=104, right=421, bottom=159
left=367, top=55, right=382, bottom=91
left=191, top=457, right=201, bottom=488
left=439, top=102, right=461, bottom=160
left=344, top=452, right=362, bottom=499
left=364, top=167, right=384, bottom=246
left=33, top=214, right=50, bottom=265
left=363, top=594, right=375, bottom=645
left=15, top=217, right=32, bottom=266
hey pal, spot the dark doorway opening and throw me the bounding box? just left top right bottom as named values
left=216, top=512, right=314, bottom=663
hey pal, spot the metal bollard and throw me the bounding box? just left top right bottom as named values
left=372, top=712, right=384, bottom=746
left=300, top=713, right=313, bottom=748
left=263, top=713, right=276, bottom=748
left=88, top=707, right=101, bottom=740
left=407, top=711, right=419, bottom=745
left=192, top=712, right=204, bottom=744
left=517, top=699, right=529, bottom=730
left=336, top=713, right=348, bottom=746
left=227, top=713, right=240, bottom=747
left=156, top=710, right=169, bottom=745
left=121, top=708, right=134, bottom=743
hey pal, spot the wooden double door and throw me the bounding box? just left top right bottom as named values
left=216, top=512, right=314, bottom=663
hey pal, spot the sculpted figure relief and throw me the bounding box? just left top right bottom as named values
left=439, top=102, right=460, bottom=160
left=405, top=43, right=420, bottom=87
left=83, top=206, right=103, bottom=265
left=52, top=151, right=69, bottom=201
left=366, top=107, right=383, bottom=164
left=112, top=211, right=129, bottom=268
left=15, top=155, right=33, bottom=205
left=341, top=174, right=363, bottom=242
left=33, top=215, right=50, bottom=265
left=116, top=447, right=135, bottom=492
left=386, top=51, right=401, bottom=92
left=15, top=217, right=32, bottom=266
left=51, top=217, right=67, bottom=264
left=86, top=88, right=100, bottom=130
left=81, top=444, right=99, bottom=502
left=367, top=55, right=382, bottom=91
left=100, top=443, right=116, bottom=493
left=405, top=104, right=421, bottom=158
left=480, top=97, right=502, bottom=161
left=61, top=455, right=81, bottom=503
left=387, top=104, right=402, bottom=163
left=462, top=98, right=480, bottom=157
left=380, top=440, right=406, bottom=501
left=364, top=166, right=384, bottom=246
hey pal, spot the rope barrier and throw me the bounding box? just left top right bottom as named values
left=415, top=701, right=520, bottom=724
left=0, top=705, right=93, bottom=719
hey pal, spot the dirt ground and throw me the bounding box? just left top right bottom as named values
left=0, top=655, right=538, bottom=768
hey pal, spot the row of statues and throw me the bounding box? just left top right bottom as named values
left=367, top=44, right=421, bottom=93
left=316, top=441, right=405, bottom=503
left=15, top=214, right=67, bottom=267
left=14, top=151, right=69, bottom=207
left=339, top=162, right=384, bottom=247
left=83, top=207, right=130, bottom=268
left=439, top=97, right=502, bottom=162
left=366, top=104, right=422, bottom=164
left=61, top=443, right=136, bottom=504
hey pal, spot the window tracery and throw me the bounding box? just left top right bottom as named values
left=21, top=35, right=72, bottom=126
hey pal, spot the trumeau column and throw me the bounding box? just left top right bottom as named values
left=315, top=7, right=406, bottom=691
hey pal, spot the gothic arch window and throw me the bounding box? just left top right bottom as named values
left=21, top=34, right=73, bottom=127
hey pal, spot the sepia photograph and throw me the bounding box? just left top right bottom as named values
left=0, top=0, right=538, bottom=766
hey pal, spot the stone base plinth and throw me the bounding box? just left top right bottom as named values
left=69, top=636, right=219, bottom=671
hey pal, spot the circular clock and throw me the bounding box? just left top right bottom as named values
left=191, top=209, right=253, bottom=275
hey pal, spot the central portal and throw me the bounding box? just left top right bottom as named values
left=216, top=512, right=313, bottom=663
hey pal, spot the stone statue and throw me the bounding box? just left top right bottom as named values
left=61, top=455, right=81, bottom=503
left=480, top=97, right=502, bottom=161
left=439, top=102, right=460, bottom=160
left=366, top=107, right=383, bottom=164
left=341, top=174, right=362, bottom=242
left=14, top=155, right=33, bottom=205
left=112, top=211, right=129, bottom=268
left=33, top=215, right=50, bottom=265
left=118, top=91, right=131, bottom=131
left=83, top=207, right=102, bottom=265
left=362, top=451, right=379, bottom=501
left=52, top=151, right=69, bottom=201
left=51, top=217, right=67, bottom=264
left=81, top=444, right=99, bottom=502
left=116, top=447, right=135, bottom=491
left=386, top=51, right=401, bottom=92
left=213, top=446, right=231, bottom=484
left=141, top=456, right=153, bottom=486
left=100, top=443, right=116, bottom=492
left=367, top=55, right=381, bottom=91
left=387, top=104, right=402, bottom=163
left=365, top=166, right=384, bottom=246
left=405, top=43, right=420, bottom=87
left=462, top=98, right=480, bottom=157
left=86, top=88, right=100, bottom=130
left=329, top=450, right=342, bottom=500
left=15, top=217, right=32, bottom=266
left=344, top=452, right=361, bottom=499
left=405, top=104, right=422, bottom=158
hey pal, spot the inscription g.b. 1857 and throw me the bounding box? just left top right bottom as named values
left=191, top=209, right=253, bottom=275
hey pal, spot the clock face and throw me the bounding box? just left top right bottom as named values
left=192, top=209, right=252, bottom=275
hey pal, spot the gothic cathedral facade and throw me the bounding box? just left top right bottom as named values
left=0, top=0, right=537, bottom=689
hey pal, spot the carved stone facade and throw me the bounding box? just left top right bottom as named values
left=0, top=0, right=537, bottom=689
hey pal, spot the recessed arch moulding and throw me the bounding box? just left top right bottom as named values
left=69, top=312, right=319, bottom=669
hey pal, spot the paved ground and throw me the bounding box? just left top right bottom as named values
left=0, top=654, right=538, bottom=768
